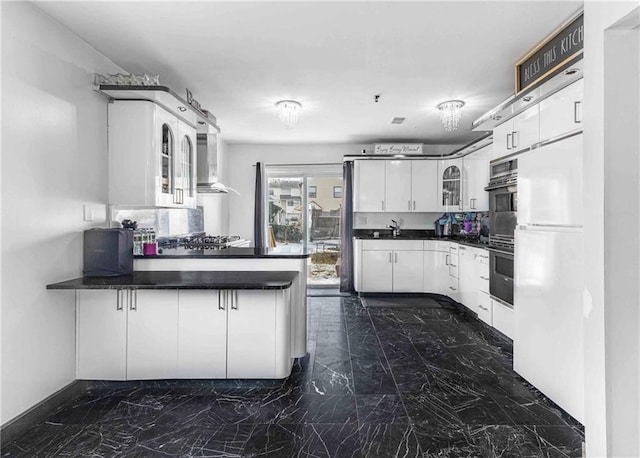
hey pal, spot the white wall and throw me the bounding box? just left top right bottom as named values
left=0, top=2, right=123, bottom=425
left=583, top=2, right=639, bottom=456
left=225, top=143, right=460, bottom=242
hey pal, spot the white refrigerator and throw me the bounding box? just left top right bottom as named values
left=513, top=133, right=584, bottom=423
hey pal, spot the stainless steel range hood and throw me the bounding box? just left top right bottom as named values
left=196, top=133, right=239, bottom=195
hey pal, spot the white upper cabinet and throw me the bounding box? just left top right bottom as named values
left=462, top=145, right=490, bottom=211
left=175, top=122, right=197, bottom=208
left=385, top=160, right=413, bottom=212
left=492, top=105, right=539, bottom=160
left=411, top=160, right=439, bottom=212
left=539, top=79, right=583, bottom=141
left=108, top=100, right=197, bottom=208
left=354, top=160, right=386, bottom=212
left=438, top=159, right=463, bottom=212
left=354, top=160, right=439, bottom=212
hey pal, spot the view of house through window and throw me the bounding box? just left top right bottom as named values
left=266, top=165, right=342, bottom=286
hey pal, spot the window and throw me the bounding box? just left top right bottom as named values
left=308, top=186, right=317, bottom=198
left=333, top=186, right=343, bottom=199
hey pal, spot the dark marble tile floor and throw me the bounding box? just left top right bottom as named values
left=1, top=294, right=584, bottom=457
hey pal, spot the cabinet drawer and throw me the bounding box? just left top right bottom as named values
left=361, top=239, right=423, bottom=251
left=423, top=240, right=449, bottom=252
left=492, top=299, right=514, bottom=339
left=477, top=292, right=492, bottom=325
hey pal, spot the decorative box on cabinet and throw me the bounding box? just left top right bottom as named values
left=108, top=100, right=197, bottom=208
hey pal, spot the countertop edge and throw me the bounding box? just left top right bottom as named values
left=47, top=270, right=297, bottom=290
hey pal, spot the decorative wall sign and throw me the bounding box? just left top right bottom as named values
left=374, top=144, right=423, bottom=155
left=515, top=10, right=584, bottom=94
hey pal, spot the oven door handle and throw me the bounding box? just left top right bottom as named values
left=487, top=247, right=514, bottom=256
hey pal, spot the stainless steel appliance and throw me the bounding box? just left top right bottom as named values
left=159, top=234, right=250, bottom=250
left=488, top=248, right=514, bottom=306
left=485, top=157, right=518, bottom=251
left=485, top=157, right=517, bottom=305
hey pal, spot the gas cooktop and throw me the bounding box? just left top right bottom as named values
left=158, top=234, right=248, bottom=250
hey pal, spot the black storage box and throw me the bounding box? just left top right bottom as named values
left=83, top=228, right=133, bottom=277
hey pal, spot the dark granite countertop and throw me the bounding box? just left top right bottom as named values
left=354, top=234, right=489, bottom=250
left=47, top=271, right=297, bottom=290
left=135, top=246, right=310, bottom=259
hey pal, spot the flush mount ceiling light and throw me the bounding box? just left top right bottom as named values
left=437, top=100, right=465, bottom=132
left=275, top=100, right=302, bottom=129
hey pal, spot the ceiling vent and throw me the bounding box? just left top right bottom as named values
left=391, top=117, right=406, bottom=124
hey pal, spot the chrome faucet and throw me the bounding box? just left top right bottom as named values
left=388, top=219, right=401, bottom=237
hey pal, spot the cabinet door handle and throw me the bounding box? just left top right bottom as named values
left=389, top=252, right=393, bottom=263
left=381, top=200, right=385, bottom=211
left=480, top=276, right=490, bottom=280
left=394, top=252, right=398, bottom=263
left=231, top=291, right=238, bottom=310
left=116, top=290, right=123, bottom=311
left=574, top=101, right=582, bottom=123
left=129, top=290, right=137, bottom=311
left=470, top=198, right=476, bottom=210
left=449, top=286, right=456, bottom=291
left=445, top=255, right=449, bottom=266
left=506, top=133, right=512, bottom=150
left=479, top=304, right=488, bottom=311
left=413, top=200, right=416, bottom=211
left=512, top=131, right=518, bottom=149
left=218, top=290, right=225, bottom=310
left=408, top=200, right=411, bottom=211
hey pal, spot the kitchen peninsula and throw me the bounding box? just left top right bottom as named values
left=47, top=247, right=309, bottom=381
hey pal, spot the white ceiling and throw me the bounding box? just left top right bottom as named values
left=35, top=1, right=582, bottom=146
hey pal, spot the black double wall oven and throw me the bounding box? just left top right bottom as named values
left=485, top=157, right=517, bottom=307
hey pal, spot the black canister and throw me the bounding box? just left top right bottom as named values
left=83, top=228, right=133, bottom=277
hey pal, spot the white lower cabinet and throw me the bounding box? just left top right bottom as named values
left=356, top=240, right=423, bottom=293
left=177, top=290, right=227, bottom=379
left=127, top=290, right=179, bottom=380
left=77, top=288, right=292, bottom=380
left=227, top=290, right=291, bottom=379
left=492, top=299, right=514, bottom=339
left=392, top=250, right=424, bottom=293
left=77, top=290, right=127, bottom=380
left=361, top=250, right=394, bottom=292
left=477, top=291, right=493, bottom=325
left=423, top=243, right=450, bottom=296
left=458, top=246, right=477, bottom=310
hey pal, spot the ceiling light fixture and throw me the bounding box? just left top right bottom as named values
left=275, top=100, right=302, bottom=129
left=437, top=100, right=465, bottom=132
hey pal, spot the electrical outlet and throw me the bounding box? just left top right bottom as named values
left=83, top=204, right=93, bottom=222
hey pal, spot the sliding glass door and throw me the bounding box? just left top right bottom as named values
left=265, top=165, right=342, bottom=286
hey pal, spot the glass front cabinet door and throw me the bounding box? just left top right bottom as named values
left=108, top=100, right=198, bottom=208
left=175, top=123, right=197, bottom=207
left=438, top=159, right=462, bottom=212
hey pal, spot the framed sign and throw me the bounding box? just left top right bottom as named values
left=515, top=10, right=584, bottom=94
left=374, top=144, right=423, bottom=155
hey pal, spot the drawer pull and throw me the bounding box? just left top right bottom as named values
left=480, top=276, right=490, bottom=280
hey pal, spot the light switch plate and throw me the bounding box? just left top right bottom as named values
left=83, top=204, right=93, bottom=222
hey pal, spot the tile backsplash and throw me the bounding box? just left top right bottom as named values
left=110, top=206, right=204, bottom=238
